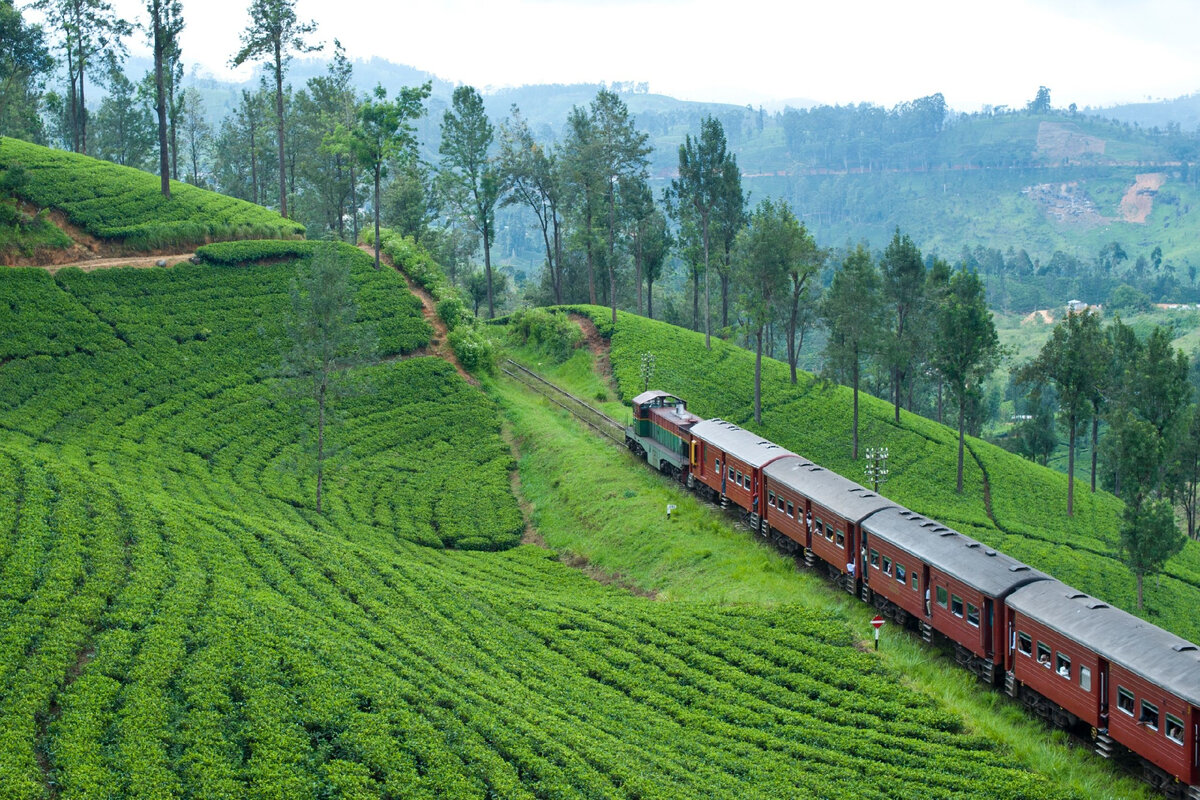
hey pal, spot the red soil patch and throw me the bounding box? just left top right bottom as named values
left=1118, top=173, right=1166, bottom=223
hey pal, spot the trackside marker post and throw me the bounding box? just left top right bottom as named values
left=871, top=615, right=885, bottom=650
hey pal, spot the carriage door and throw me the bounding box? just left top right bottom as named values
left=983, top=599, right=995, bottom=657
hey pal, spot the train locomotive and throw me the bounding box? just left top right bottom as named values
left=625, top=390, right=1200, bottom=798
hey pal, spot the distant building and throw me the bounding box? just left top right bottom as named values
left=1066, top=299, right=1101, bottom=315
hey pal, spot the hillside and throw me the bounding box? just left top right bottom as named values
left=563, top=305, right=1200, bottom=644
left=0, top=247, right=1107, bottom=798
left=0, top=138, right=303, bottom=264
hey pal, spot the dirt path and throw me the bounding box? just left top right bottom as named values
left=15, top=252, right=197, bottom=273
left=357, top=244, right=476, bottom=385
left=569, top=313, right=616, bottom=391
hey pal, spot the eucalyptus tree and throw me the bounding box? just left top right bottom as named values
left=782, top=221, right=822, bottom=385
left=146, top=0, right=182, bottom=196
left=714, top=151, right=746, bottom=329
left=499, top=106, right=564, bottom=303
left=559, top=105, right=603, bottom=305
left=639, top=202, right=670, bottom=320
left=879, top=228, right=926, bottom=423
left=0, top=0, right=54, bottom=142
left=439, top=86, right=500, bottom=315
left=1018, top=309, right=1106, bottom=516
left=294, top=42, right=359, bottom=240
left=734, top=199, right=803, bottom=425
left=591, top=89, right=650, bottom=326
left=32, top=0, right=131, bottom=153
left=621, top=176, right=663, bottom=316
left=232, top=0, right=320, bottom=218
left=930, top=269, right=1001, bottom=493
left=1120, top=498, right=1185, bottom=611
left=92, top=57, right=154, bottom=167
left=821, top=245, right=884, bottom=459
left=352, top=82, right=430, bottom=271
left=178, top=87, right=210, bottom=186
left=672, top=115, right=729, bottom=349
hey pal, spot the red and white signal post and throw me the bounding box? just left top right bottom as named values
left=871, top=615, right=885, bottom=650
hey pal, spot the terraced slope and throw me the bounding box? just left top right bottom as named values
left=0, top=138, right=303, bottom=252
left=0, top=251, right=1081, bottom=798
left=567, top=306, right=1200, bottom=642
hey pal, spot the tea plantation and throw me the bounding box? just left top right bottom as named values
left=0, top=253, right=1085, bottom=798
left=0, top=138, right=304, bottom=250
left=564, top=305, right=1200, bottom=643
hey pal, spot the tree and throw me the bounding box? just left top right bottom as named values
left=734, top=198, right=803, bottom=425
left=590, top=89, right=650, bottom=327
left=931, top=270, right=1001, bottom=493
left=782, top=222, right=822, bottom=385
left=0, top=0, right=53, bottom=142
left=714, top=148, right=746, bottom=329
left=178, top=87, right=210, bottom=186
left=32, top=0, right=131, bottom=153
left=638, top=202, right=670, bottom=320
left=673, top=116, right=728, bottom=349
left=1120, top=497, right=1185, bottom=611
left=559, top=104, right=603, bottom=306
left=439, top=85, right=500, bottom=316
left=91, top=57, right=155, bottom=168
left=232, top=0, right=320, bottom=218
left=279, top=244, right=375, bottom=514
left=1018, top=309, right=1105, bottom=516
left=1168, top=404, right=1200, bottom=540
left=1028, top=86, right=1051, bottom=114
left=350, top=82, right=430, bottom=271
left=879, top=228, right=926, bottom=424
left=821, top=245, right=884, bottom=459
left=146, top=0, right=182, bottom=196
left=499, top=106, right=564, bottom=303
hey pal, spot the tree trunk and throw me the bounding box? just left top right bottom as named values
left=273, top=43, right=288, bottom=217
left=1067, top=412, right=1076, bottom=516
left=316, top=381, right=326, bottom=514
left=956, top=396, right=966, bottom=493
left=893, top=366, right=901, bottom=424
left=153, top=1, right=170, bottom=198
left=1136, top=572, right=1144, bottom=610
left=76, top=41, right=87, bottom=154
left=647, top=279, right=654, bottom=320
left=1091, top=405, right=1099, bottom=492
left=937, top=380, right=943, bottom=424
left=703, top=221, right=711, bottom=349
left=754, top=328, right=763, bottom=425
left=350, top=163, right=359, bottom=244
left=787, top=287, right=800, bottom=385
left=372, top=166, right=381, bottom=270
left=852, top=354, right=860, bottom=460
left=721, top=270, right=730, bottom=329
left=484, top=217, right=495, bottom=319
left=692, top=270, right=699, bottom=332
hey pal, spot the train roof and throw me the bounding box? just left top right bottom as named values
left=631, top=390, right=682, bottom=406
left=862, top=507, right=1051, bottom=598
left=1007, top=580, right=1200, bottom=706
left=764, top=458, right=896, bottom=522
left=690, top=419, right=798, bottom=469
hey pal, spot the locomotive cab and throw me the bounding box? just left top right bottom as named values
left=625, top=391, right=701, bottom=481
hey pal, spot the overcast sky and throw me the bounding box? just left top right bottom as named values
left=53, top=0, right=1200, bottom=110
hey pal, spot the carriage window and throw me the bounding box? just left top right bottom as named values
left=1036, top=642, right=1051, bottom=666
left=743, top=474, right=751, bottom=489
left=951, top=595, right=964, bottom=618
left=835, top=531, right=845, bottom=548
left=1079, top=665, right=1091, bottom=692
left=870, top=549, right=880, bottom=569
left=768, top=491, right=775, bottom=505
left=814, top=519, right=824, bottom=537
left=714, top=458, right=720, bottom=472
left=736, top=471, right=743, bottom=486
left=728, top=467, right=734, bottom=481
left=1166, top=714, right=1184, bottom=745
left=966, top=603, right=980, bottom=627
left=1117, top=687, right=1135, bottom=715
left=936, top=586, right=948, bottom=608
left=1017, top=633, right=1032, bottom=655
left=895, top=563, right=906, bottom=583
left=1055, top=653, right=1070, bottom=679
left=882, top=557, right=893, bottom=576
left=786, top=501, right=794, bottom=518
left=1140, top=701, right=1159, bottom=730
left=911, top=573, right=919, bottom=591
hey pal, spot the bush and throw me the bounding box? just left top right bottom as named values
left=508, top=308, right=582, bottom=362
left=448, top=326, right=496, bottom=375
left=436, top=297, right=466, bottom=331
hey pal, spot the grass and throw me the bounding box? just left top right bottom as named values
left=489, top=340, right=1153, bottom=800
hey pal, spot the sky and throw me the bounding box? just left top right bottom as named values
left=41, top=0, right=1200, bottom=111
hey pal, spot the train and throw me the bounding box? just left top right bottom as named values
left=623, top=390, right=1200, bottom=799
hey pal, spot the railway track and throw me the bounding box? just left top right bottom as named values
left=501, top=359, right=627, bottom=445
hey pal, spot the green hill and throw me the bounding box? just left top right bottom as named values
left=0, top=137, right=303, bottom=259
left=563, top=305, right=1200, bottom=643
left=0, top=247, right=1097, bottom=798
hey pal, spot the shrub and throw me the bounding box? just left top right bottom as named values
left=508, top=308, right=582, bottom=362
left=448, top=325, right=496, bottom=375
left=436, top=297, right=466, bottom=331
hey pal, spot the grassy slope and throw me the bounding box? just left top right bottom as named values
left=0, top=254, right=1088, bottom=798
left=562, top=305, right=1200, bottom=643
left=492, top=342, right=1152, bottom=800
left=0, top=137, right=304, bottom=250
